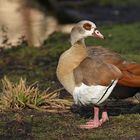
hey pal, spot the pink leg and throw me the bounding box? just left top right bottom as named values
left=100, top=105, right=109, bottom=124
left=79, top=106, right=101, bottom=129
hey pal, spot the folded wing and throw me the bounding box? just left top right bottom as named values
left=73, top=57, right=122, bottom=86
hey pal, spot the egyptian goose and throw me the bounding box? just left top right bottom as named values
left=56, top=20, right=140, bottom=129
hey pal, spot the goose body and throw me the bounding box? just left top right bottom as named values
left=57, top=42, right=122, bottom=105
left=56, top=20, right=140, bottom=129
left=88, top=46, right=140, bottom=98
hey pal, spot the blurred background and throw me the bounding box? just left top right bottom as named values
left=0, top=0, right=140, bottom=48
left=0, top=0, right=140, bottom=88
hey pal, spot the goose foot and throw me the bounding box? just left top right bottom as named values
left=79, top=120, right=101, bottom=129
left=79, top=106, right=101, bottom=129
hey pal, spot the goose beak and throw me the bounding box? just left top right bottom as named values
left=92, top=30, right=105, bottom=39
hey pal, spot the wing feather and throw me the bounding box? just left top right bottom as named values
left=73, top=57, right=122, bottom=86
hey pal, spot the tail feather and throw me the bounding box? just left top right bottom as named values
left=118, top=63, right=140, bottom=87
left=121, top=63, right=140, bottom=75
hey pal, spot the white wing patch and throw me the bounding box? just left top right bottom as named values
left=73, top=80, right=118, bottom=105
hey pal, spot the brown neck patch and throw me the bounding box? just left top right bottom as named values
left=83, top=23, right=92, bottom=30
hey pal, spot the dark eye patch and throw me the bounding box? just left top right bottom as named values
left=83, top=23, right=92, bottom=30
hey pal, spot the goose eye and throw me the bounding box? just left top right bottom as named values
left=83, top=23, right=92, bottom=30
left=95, top=30, right=99, bottom=34
left=95, top=31, right=99, bottom=34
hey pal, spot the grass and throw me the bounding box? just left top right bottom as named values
left=0, top=76, right=72, bottom=112
left=0, top=111, right=140, bottom=139
left=0, top=22, right=139, bottom=139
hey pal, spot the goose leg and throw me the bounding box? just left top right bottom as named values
left=100, top=105, right=109, bottom=124
left=79, top=106, right=101, bottom=129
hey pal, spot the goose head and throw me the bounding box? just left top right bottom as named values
left=70, top=20, right=104, bottom=45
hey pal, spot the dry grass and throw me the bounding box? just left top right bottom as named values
left=0, top=76, right=73, bottom=112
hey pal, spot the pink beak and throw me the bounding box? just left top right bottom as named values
left=92, top=30, right=105, bottom=39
